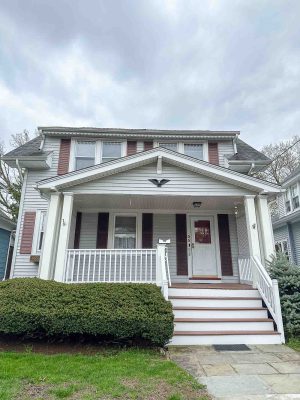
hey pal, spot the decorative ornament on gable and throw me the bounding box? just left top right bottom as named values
left=148, top=179, right=170, bottom=187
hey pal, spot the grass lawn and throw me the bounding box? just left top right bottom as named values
left=287, top=338, right=300, bottom=352
left=0, top=348, right=209, bottom=400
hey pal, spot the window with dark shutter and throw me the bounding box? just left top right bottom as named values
left=176, top=214, right=188, bottom=275
left=20, top=212, right=36, bottom=254
left=217, top=214, right=233, bottom=276
left=208, top=142, right=219, bottom=165
left=142, top=214, right=153, bottom=248
left=127, top=141, right=137, bottom=156
left=96, top=213, right=109, bottom=249
left=57, top=139, right=71, bottom=175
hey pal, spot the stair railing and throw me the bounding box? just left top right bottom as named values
left=239, top=255, right=285, bottom=343
left=156, top=243, right=171, bottom=300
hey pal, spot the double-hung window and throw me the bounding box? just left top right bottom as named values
left=159, top=142, right=178, bottom=152
left=75, top=141, right=95, bottom=170
left=285, top=191, right=291, bottom=213
left=275, top=240, right=289, bottom=260
left=184, top=143, right=204, bottom=160
left=33, top=210, right=47, bottom=254
left=102, top=142, right=122, bottom=162
left=114, top=216, right=137, bottom=249
left=291, top=184, right=299, bottom=210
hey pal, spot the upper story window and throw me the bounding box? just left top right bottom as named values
left=159, top=142, right=178, bottom=151
left=184, top=143, right=203, bottom=160
left=291, top=184, right=299, bottom=210
left=102, top=142, right=122, bottom=162
left=285, top=191, right=291, bottom=213
left=75, top=141, right=95, bottom=170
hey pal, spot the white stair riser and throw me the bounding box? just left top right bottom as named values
left=170, top=298, right=262, bottom=308
left=169, top=289, right=260, bottom=298
left=169, top=334, right=282, bottom=345
left=174, top=321, right=274, bottom=332
left=173, top=309, right=269, bottom=319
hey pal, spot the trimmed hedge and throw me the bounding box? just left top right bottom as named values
left=268, top=252, right=300, bottom=338
left=0, top=279, right=174, bottom=346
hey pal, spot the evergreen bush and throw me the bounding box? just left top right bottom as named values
left=0, top=278, right=174, bottom=346
left=268, top=252, right=300, bottom=338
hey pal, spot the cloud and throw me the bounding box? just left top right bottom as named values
left=0, top=0, right=300, bottom=150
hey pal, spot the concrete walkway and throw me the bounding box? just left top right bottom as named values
left=169, top=345, right=300, bottom=399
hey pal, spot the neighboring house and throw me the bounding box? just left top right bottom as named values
left=0, top=209, right=15, bottom=280
left=2, top=127, right=285, bottom=344
left=271, top=166, right=300, bottom=265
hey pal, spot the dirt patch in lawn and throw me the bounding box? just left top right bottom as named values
left=16, top=383, right=97, bottom=400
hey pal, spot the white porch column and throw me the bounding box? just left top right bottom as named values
left=39, top=193, right=62, bottom=280
left=244, top=195, right=261, bottom=259
left=54, top=192, right=74, bottom=282
left=256, top=195, right=275, bottom=263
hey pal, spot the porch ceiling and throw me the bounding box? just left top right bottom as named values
left=73, top=193, right=243, bottom=212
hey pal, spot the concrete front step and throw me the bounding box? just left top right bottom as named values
left=170, top=297, right=263, bottom=308
left=173, top=307, right=269, bottom=319
left=174, top=318, right=274, bottom=332
left=169, top=288, right=260, bottom=298
left=169, top=331, right=282, bottom=345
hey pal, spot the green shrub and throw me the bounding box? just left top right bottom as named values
left=0, top=279, right=174, bottom=346
left=267, top=252, right=300, bottom=338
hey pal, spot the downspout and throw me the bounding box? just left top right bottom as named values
left=248, top=162, right=255, bottom=176
left=16, top=159, right=23, bottom=183
left=39, top=132, right=45, bottom=151
left=233, top=134, right=238, bottom=154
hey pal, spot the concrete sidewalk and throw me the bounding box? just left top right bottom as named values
left=169, top=344, right=300, bottom=399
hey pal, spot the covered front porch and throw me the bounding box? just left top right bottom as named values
left=38, top=192, right=274, bottom=289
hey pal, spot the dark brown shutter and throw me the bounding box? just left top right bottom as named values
left=217, top=214, right=233, bottom=276
left=127, top=141, right=137, bottom=156
left=57, top=138, right=71, bottom=175
left=96, top=213, right=109, bottom=249
left=176, top=214, right=188, bottom=275
left=74, top=212, right=82, bottom=249
left=208, top=142, right=219, bottom=165
left=144, top=141, right=153, bottom=151
left=142, top=213, right=153, bottom=248
left=20, top=211, right=36, bottom=254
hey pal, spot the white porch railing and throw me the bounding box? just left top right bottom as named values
left=64, top=244, right=171, bottom=299
left=238, top=256, right=285, bottom=342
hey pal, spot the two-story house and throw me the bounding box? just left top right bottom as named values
left=2, top=127, right=285, bottom=345
left=272, top=166, right=300, bottom=265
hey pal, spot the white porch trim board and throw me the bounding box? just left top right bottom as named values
left=54, top=193, right=74, bottom=281
left=244, top=195, right=261, bottom=259
left=39, top=193, right=62, bottom=279
left=256, top=195, right=275, bottom=262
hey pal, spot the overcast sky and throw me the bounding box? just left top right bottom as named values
left=0, top=0, right=299, bottom=150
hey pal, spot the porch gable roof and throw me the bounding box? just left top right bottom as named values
left=36, top=148, right=281, bottom=194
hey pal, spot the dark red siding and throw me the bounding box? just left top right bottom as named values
left=144, top=142, right=153, bottom=151
left=96, top=213, right=109, bottom=249
left=217, top=214, right=233, bottom=276
left=176, top=214, right=188, bottom=275
left=142, top=213, right=153, bottom=248
left=20, top=212, right=36, bottom=254
left=74, top=212, right=82, bottom=249
left=208, top=142, right=219, bottom=165
left=57, top=139, right=71, bottom=175
left=127, top=141, right=137, bottom=156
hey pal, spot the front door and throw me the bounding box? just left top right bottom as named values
left=190, top=216, right=218, bottom=276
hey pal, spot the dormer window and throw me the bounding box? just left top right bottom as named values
left=184, top=143, right=203, bottom=160
left=75, top=141, right=95, bottom=170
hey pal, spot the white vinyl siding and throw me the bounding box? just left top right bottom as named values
left=153, top=214, right=179, bottom=281
left=290, top=221, right=300, bottom=265
left=13, top=136, right=61, bottom=277
left=228, top=214, right=239, bottom=277
left=218, top=141, right=235, bottom=167
left=79, top=213, right=98, bottom=249
left=236, top=212, right=250, bottom=257
left=71, top=162, right=255, bottom=196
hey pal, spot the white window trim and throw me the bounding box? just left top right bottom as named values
left=32, top=210, right=47, bottom=255
left=285, top=182, right=300, bottom=214
left=70, top=139, right=127, bottom=171
left=154, top=140, right=208, bottom=161
left=108, top=212, right=142, bottom=249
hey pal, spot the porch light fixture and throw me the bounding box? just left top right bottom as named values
left=192, top=201, right=202, bottom=208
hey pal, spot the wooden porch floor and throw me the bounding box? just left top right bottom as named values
left=169, top=283, right=254, bottom=290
